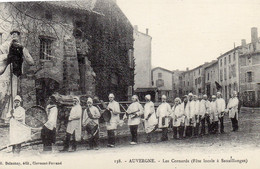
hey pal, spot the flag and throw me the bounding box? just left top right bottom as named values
left=9, top=118, right=31, bottom=145
left=215, top=81, right=222, bottom=90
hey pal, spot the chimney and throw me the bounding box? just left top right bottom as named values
left=186, top=67, right=189, bottom=71
left=241, top=39, right=246, bottom=47
left=146, top=28, right=149, bottom=35
left=251, top=27, right=258, bottom=44
left=134, top=25, right=138, bottom=32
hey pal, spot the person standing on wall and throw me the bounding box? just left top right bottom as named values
left=0, top=29, right=34, bottom=121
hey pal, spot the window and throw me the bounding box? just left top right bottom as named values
left=128, top=49, right=134, bottom=68
left=233, top=54, right=236, bottom=61
left=0, top=33, right=2, bottom=45
left=220, top=69, right=223, bottom=81
left=195, top=79, right=197, bottom=85
left=224, top=57, right=226, bottom=65
left=188, top=81, right=189, bottom=86
left=228, top=55, right=231, bottom=63
left=166, top=91, right=170, bottom=97
left=208, top=73, right=210, bottom=81
left=198, top=77, right=201, bottom=84
left=229, top=66, right=231, bottom=79
left=158, top=72, right=162, bottom=79
left=184, top=81, right=185, bottom=87
left=128, top=86, right=133, bottom=96
left=247, top=72, right=253, bottom=82
left=111, top=73, right=119, bottom=85
left=224, top=68, right=227, bottom=80
left=199, top=69, right=200, bottom=75
left=229, top=84, right=232, bottom=98
left=231, top=64, right=236, bottom=77
left=220, top=59, right=222, bottom=67
left=40, top=37, right=53, bottom=60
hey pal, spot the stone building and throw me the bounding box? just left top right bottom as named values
left=179, top=68, right=194, bottom=96
left=217, top=46, right=241, bottom=101
left=151, top=67, right=173, bottom=102
left=239, top=27, right=260, bottom=107
left=172, top=69, right=184, bottom=98
left=0, top=0, right=134, bottom=110
left=204, top=60, right=219, bottom=96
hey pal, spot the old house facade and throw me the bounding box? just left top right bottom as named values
left=151, top=67, right=173, bottom=102
left=239, top=27, right=260, bottom=107
left=217, top=46, right=241, bottom=101
left=0, top=0, right=134, bottom=110
left=204, top=60, right=219, bottom=96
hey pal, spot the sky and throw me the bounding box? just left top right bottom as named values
left=117, top=0, right=260, bottom=71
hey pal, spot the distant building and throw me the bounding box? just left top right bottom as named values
left=151, top=67, right=173, bottom=102
left=172, top=69, right=184, bottom=98
left=217, top=46, right=241, bottom=101
left=190, top=63, right=208, bottom=96
left=133, top=26, right=157, bottom=101
left=204, top=60, right=219, bottom=96
left=239, top=27, right=260, bottom=107
left=179, top=68, right=193, bottom=96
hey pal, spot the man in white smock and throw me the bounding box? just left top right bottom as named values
left=126, top=95, right=143, bottom=145
left=156, top=95, right=171, bottom=141
left=143, top=94, right=157, bottom=143
left=216, top=92, right=226, bottom=133
left=61, top=96, right=82, bottom=152
left=171, top=97, right=185, bottom=139
left=6, top=95, right=25, bottom=154
left=227, top=91, right=239, bottom=132
left=106, top=93, right=120, bottom=148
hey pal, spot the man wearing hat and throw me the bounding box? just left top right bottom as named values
left=216, top=92, right=226, bottom=133
left=6, top=95, right=25, bottom=154
left=185, top=93, right=193, bottom=138
left=227, top=91, right=239, bottom=131
left=61, top=96, right=82, bottom=152
left=210, top=95, right=218, bottom=134
left=200, top=95, right=211, bottom=135
left=171, top=97, right=185, bottom=139
left=192, top=95, right=200, bottom=137
left=0, top=28, right=34, bottom=121
left=106, top=93, right=121, bottom=148
left=82, top=97, right=100, bottom=150
left=143, top=94, right=157, bottom=143
left=126, top=95, right=143, bottom=145
left=156, top=95, right=171, bottom=141
left=41, top=96, right=58, bottom=152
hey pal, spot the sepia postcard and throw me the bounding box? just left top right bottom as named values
left=0, top=0, right=259, bottom=168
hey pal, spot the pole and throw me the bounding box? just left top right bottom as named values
left=10, top=63, right=13, bottom=115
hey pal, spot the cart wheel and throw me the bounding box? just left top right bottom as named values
left=25, top=106, right=47, bottom=128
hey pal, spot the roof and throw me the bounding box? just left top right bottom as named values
left=217, top=46, right=242, bottom=59
left=152, top=67, right=173, bottom=74
left=41, top=0, right=97, bottom=12
left=204, top=60, right=218, bottom=69
left=135, top=87, right=158, bottom=93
